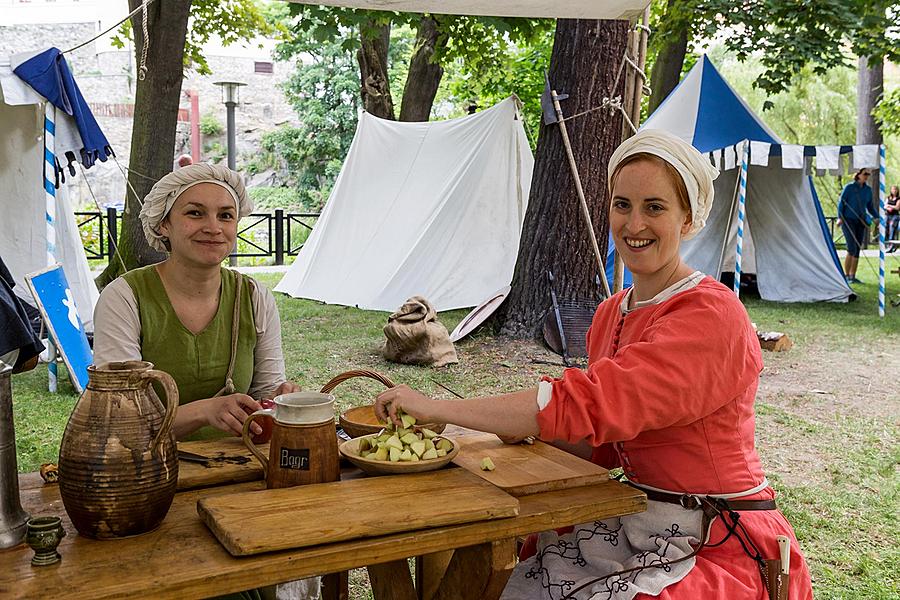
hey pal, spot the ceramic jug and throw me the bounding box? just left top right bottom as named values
left=59, top=361, right=178, bottom=539
left=242, top=392, right=340, bottom=489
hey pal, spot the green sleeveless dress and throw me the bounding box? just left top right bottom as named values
left=122, top=265, right=257, bottom=441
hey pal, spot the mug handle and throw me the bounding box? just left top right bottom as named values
left=242, top=409, right=276, bottom=475
left=133, top=369, right=179, bottom=451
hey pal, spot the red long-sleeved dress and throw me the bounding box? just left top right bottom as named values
left=518, top=275, right=813, bottom=599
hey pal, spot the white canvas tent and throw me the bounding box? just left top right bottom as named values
left=286, top=1, right=650, bottom=19
left=275, top=97, right=533, bottom=311
left=642, top=56, right=854, bottom=303
left=0, top=65, right=100, bottom=330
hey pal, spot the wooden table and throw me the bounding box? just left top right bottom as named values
left=0, top=448, right=645, bottom=600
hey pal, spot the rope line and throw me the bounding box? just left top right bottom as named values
left=76, top=162, right=130, bottom=273
left=63, top=0, right=157, bottom=56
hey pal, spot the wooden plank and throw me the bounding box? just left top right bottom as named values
left=197, top=469, right=521, bottom=556
left=416, top=551, right=454, bottom=600
left=431, top=539, right=516, bottom=600
left=176, top=438, right=266, bottom=491
left=368, top=560, right=417, bottom=600
left=3, top=478, right=644, bottom=600
left=449, top=428, right=608, bottom=496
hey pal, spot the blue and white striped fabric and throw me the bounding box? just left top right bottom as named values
left=733, top=142, right=749, bottom=296
left=640, top=55, right=852, bottom=303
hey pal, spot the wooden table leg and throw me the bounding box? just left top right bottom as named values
left=321, top=571, right=349, bottom=600
left=416, top=550, right=454, bottom=600
left=431, top=538, right=517, bottom=600
left=368, top=559, right=417, bottom=600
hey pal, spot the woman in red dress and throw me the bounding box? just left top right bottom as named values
left=375, top=129, right=813, bottom=599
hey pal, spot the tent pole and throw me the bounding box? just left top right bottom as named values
left=732, top=141, right=750, bottom=297
left=43, top=102, right=58, bottom=393
left=613, top=8, right=650, bottom=294
left=550, top=89, right=611, bottom=298
left=715, top=151, right=743, bottom=280
left=878, top=144, right=886, bottom=318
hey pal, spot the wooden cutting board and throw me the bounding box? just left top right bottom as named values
left=197, top=468, right=519, bottom=556
left=449, top=428, right=608, bottom=496
left=177, top=438, right=265, bottom=491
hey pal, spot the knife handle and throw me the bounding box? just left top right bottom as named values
left=776, top=535, right=790, bottom=575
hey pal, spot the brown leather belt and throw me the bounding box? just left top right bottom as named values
left=632, top=484, right=777, bottom=512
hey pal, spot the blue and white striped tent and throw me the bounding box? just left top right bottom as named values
left=642, top=56, right=854, bottom=303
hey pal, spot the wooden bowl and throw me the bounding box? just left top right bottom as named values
left=339, top=433, right=459, bottom=476
left=339, top=405, right=446, bottom=439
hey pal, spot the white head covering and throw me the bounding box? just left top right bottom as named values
left=607, top=129, right=719, bottom=240
left=139, top=163, right=253, bottom=252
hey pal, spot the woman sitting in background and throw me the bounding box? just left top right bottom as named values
left=93, top=164, right=298, bottom=440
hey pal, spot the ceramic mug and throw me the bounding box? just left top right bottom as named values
left=25, top=516, right=66, bottom=566
left=242, top=392, right=340, bottom=489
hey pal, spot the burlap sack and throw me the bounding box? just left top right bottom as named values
left=382, top=296, right=458, bottom=367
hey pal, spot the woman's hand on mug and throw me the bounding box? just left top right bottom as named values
left=375, top=385, right=436, bottom=428
left=202, top=393, right=262, bottom=436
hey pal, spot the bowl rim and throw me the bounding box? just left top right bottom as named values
left=339, top=432, right=459, bottom=467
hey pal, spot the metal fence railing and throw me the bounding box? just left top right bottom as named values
left=75, top=209, right=320, bottom=265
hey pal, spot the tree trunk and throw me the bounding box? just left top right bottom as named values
left=357, top=22, right=395, bottom=120
left=96, top=0, right=192, bottom=288
left=857, top=54, right=883, bottom=210
left=496, top=19, right=629, bottom=338
left=857, top=55, right=883, bottom=145
left=647, top=0, right=688, bottom=114
left=398, top=15, right=444, bottom=122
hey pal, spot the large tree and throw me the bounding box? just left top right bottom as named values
left=281, top=5, right=549, bottom=122
left=496, top=19, right=630, bottom=338
left=96, top=0, right=272, bottom=286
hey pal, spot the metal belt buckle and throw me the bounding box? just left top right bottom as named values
left=679, top=494, right=701, bottom=509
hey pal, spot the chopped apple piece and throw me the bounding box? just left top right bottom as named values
left=421, top=448, right=438, bottom=460
left=436, top=438, right=453, bottom=452
left=397, top=427, right=411, bottom=437
left=424, top=439, right=435, bottom=452
left=373, top=447, right=389, bottom=461
left=435, top=449, right=447, bottom=457
left=399, top=448, right=413, bottom=461
left=358, top=438, right=371, bottom=452
left=385, top=435, right=403, bottom=450
left=389, top=447, right=402, bottom=462
left=400, top=432, right=420, bottom=445
left=410, top=454, right=420, bottom=462
left=400, top=412, right=417, bottom=428
left=410, top=441, right=426, bottom=457
left=420, top=428, right=438, bottom=439
left=480, top=457, right=496, bottom=471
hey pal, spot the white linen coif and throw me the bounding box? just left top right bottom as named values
left=139, top=163, right=253, bottom=252
left=608, top=129, right=720, bottom=241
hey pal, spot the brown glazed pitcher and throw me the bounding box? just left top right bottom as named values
left=59, top=361, right=179, bottom=539
left=242, top=392, right=339, bottom=489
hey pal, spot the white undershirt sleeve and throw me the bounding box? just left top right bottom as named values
left=91, top=277, right=143, bottom=366
left=247, top=282, right=288, bottom=400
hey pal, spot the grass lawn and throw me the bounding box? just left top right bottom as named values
left=9, top=255, right=899, bottom=599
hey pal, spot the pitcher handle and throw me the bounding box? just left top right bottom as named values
left=134, top=369, right=179, bottom=451
left=242, top=410, right=275, bottom=475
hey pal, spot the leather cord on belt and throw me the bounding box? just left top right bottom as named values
left=559, top=484, right=778, bottom=599
left=213, top=270, right=243, bottom=398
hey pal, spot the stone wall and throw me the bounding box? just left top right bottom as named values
left=1, top=23, right=299, bottom=209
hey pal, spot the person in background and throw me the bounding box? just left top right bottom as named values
left=886, top=184, right=899, bottom=251
left=93, top=164, right=299, bottom=441
left=837, top=169, right=878, bottom=283
left=376, top=130, right=812, bottom=600
left=175, top=154, right=193, bottom=169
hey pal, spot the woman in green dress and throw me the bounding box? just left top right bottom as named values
left=93, top=164, right=299, bottom=440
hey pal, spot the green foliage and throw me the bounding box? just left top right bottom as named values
left=874, top=87, right=900, bottom=137
left=444, top=25, right=554, bottom=147
left=248, top=186, right=305, bottom=211
left=199, top=112, right=223, bottom=136
left=112, top=0, right=276, bottom=75
left=648, top=0, right=899, bottom=98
